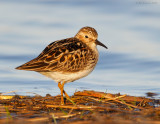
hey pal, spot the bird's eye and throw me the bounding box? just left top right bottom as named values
left=85, top=35, right=88, bottom=38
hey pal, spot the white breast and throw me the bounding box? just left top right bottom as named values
left=39, top=67, right=95, bottom=83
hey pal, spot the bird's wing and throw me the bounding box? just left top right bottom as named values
left=15, top=38, right=93, bottom=72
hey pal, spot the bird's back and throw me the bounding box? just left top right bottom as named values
left=16, top=37, right=99, bottom=73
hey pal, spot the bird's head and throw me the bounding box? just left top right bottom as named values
left=75, top=26, right=108, bottom=49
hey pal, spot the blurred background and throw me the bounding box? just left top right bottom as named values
left=0, top=0, right=160, bottom=97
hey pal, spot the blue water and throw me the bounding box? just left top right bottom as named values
left=0, top=0, right=160, bottom=98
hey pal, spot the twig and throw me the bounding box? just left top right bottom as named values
left=87, top=96, right=142, bottom=110
left=46, top=104, right=119, bottom=112
left=51, top=113, right=57, bottom=124
left=27, top=113, right=81, bottom=122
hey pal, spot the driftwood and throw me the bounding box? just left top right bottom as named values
left=74, top=90, right=152, bottom=102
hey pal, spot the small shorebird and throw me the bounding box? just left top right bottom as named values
left=16, top=26, right=108, bottom=105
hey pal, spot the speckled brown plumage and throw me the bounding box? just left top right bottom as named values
left=16, top=26, right=108, bottom=105
left=16, top=38, right=97, bottom=72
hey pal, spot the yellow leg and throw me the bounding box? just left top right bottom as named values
left=58, top=82, right=70, bottom=105
left=58, top=82, right=64, bottom=105
left=61, top=82, right=70, bottom=99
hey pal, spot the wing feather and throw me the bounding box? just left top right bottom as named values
left=16, top=38, right=94, bottom=72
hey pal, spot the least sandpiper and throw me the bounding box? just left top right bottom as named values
left=16, top=26, right=108, bottom=105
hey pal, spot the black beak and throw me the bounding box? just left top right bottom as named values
left=96, top=40, right=108, bottom=49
